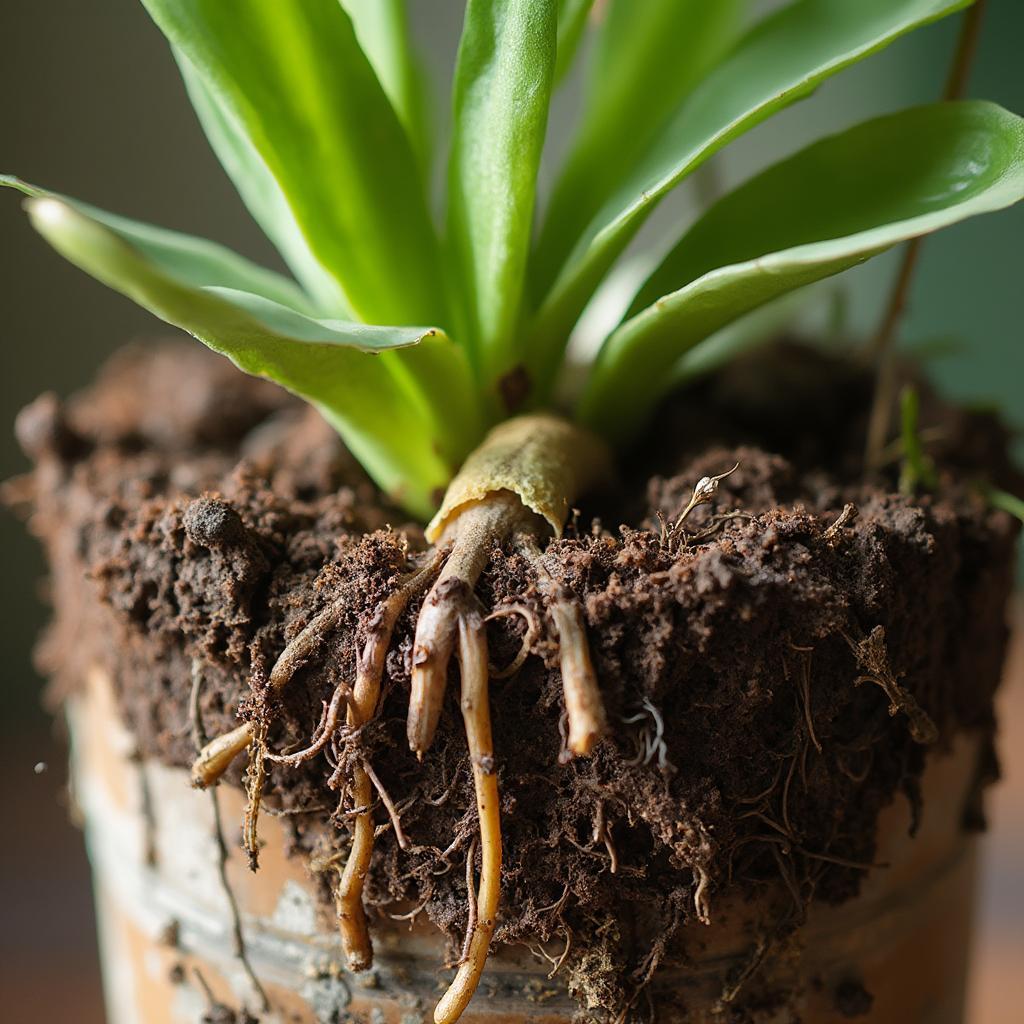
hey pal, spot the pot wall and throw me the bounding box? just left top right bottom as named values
left=70, top=667, right=979, bottom=1023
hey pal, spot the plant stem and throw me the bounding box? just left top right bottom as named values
left=864, top=0, right=987, bottom=471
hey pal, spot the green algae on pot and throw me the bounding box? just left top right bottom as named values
left=6, top=1, right=1024, bottom=1022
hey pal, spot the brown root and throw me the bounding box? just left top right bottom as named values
left=189, top=661, right=269, bottom=1009
left=336, top=761, right=375, bottom=972
left=242, top=720, right=268, bottom=871
left=332, top=553, right=442, bottom=971
left=843, top=625, right=938, bottom=744
left=409, top=492, right=537, bottom=756
left=517, top=534, right=605, bottom=759
left=190, top=590, right=353, bottom=788
left=265, top=681, right=351, bottom=766
left=191, top=721, right=253, bottom=789
left=487, top=603, right=542, bottom=679
left=433, top=610, right=502, bottom=1024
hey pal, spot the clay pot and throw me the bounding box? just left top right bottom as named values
left=71, top=666, right=978, bottom=1024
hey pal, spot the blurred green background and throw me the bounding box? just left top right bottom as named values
left=1, top=2, right=1022, bottom=1021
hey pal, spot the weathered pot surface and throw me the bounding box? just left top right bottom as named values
left=72, top=666, right=979, bottom=1024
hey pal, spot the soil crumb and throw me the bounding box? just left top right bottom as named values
left=11, top=339, right=1020, bottom=1021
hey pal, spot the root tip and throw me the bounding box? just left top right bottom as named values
left=346, top=952, right=373, bottom=973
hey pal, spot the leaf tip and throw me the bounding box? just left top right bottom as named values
left=25, top=195, right=73, bottom=231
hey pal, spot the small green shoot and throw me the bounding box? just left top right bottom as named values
left=988, top=487, right=1024, bottom=524
left=898, top=385, right=938, bottom=496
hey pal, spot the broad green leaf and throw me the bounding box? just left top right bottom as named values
left=141, top=0, right=445, bottom=327
left=174, top=50, right=348, bottom=315
left=529, top=0, right=973, bottom=388
left=447, top=0, right=557, bottom=406
left=534, top=0, right=743, bottom=300
left=340, top=0, right=432, bottom=171
left=3, top=179, right=482, bottom=519
left=554, top=0, right=595, bottom=87
left=576, top=102, right=1024, bottom=443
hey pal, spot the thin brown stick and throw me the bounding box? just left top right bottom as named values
left=864, top=0, right=987, bottom=471
left=409, top=492, right=533, bottom=756
left=189, top=662, right=269, bottom=1010
left=517, top=534, right=606, bottom=759
left=433, top=612, right=502, bottom=1024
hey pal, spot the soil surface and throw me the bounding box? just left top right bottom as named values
left=10, top=339, right=1021, bottom=1021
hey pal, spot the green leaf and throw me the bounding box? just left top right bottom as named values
left=340, top=0, right=432, bottom=171
left=447, top=0, right=557, bottom=404
left=530, top=0, right=973, bottom=387
left=2, top=179, right=482, bottom=519
left=576, top=102, right=1024, bottom=442
left=534, top=0, right=743, bottom=302
left=2, top=175, right=314, bottom=312
left=141, top=0, right=444, bottom=326
left=554, top=0, right=595, bottom=87
left=173, top=50, right=348, bottom=315
left=669, top=286, right=826, bottom=388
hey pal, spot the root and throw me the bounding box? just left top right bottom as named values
left=487, top=603, right=542, bottom=679
left=409, top=492, right=535, bottom=756
left=843, top=625, right=938, bottom=744
left=693, top=865, right=712, bottom=925
left=242, top=720, right=268, bottom=871
left=189, top=661, right=269, bottom=1010
left=592, top=800, right=620, bottom=874
left=458, top=836, right=480, bottom=964
left=184, top=415, right=609, bottom=1015
left=336, top=759, right=375, bottom=972
left=190, top=594, right=352, bottom=789
left=265, top=681, right=351, bottom=766
left=517, top=534, right=606, bottom=760
left=433, top=611, right=502, bottom=1024
left=364, top=760, right=410, bottom=850
left=333, top=553, right=441, bottom=972
left=191, top=722, right=253, bottom=789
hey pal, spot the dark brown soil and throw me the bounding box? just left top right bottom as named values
left=10, top=339, right=1021, bottom=1021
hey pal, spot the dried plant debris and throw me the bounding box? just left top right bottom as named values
left=16, top=342, right=1021, bottom=1021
